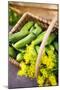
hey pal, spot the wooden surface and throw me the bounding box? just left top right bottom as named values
left=9, top=2, right=58, bottom=21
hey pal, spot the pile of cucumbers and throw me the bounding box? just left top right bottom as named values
left=9, top=21, right=57, bottom=61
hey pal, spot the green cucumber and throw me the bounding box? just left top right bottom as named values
left=33, top=31, right=56, bottom=45
left=12, top=23, right=42, bottom=50
left=35, top=45, right=40, bottom=54
left=9, top=21, right=34, bottom=43
left=9, top=46, right=16, bottom=58
left=33, top=31, right=46, bottom=45
left=16, top=53, right=23, bottom=62
left=35, top=45, right=55, bottom=55
left=53, top=42, right=58, bottom=51
left=46, top=33, right=56, bottom=45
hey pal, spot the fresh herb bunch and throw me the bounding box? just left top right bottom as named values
left=17, top=42, right=58, bottom=86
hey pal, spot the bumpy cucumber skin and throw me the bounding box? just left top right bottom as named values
left=9, top=46, right=16, bottom=58
left=9, top=21, right=34, bottom=43
left=12, top=33, right=36, bottom=49
left=33, top=31, right=46, bottom=45
left=12, top=23, right=42, bottom=49
left=33, top=31, right=56, bottom=45
left=46, top=33, right=56, bottom=45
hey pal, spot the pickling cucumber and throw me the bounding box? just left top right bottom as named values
left=9, top=21, right=34, bottom=43
left=12, top=23, right=42, bottom=50
left=9, top=46, right=16, bottom=58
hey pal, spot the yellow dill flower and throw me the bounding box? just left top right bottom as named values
left=17, top=70, right=25, bottom=76
left=40, top=68, right=48, bottom=78
left=17, top=62, right=27, bottom=76
left=24, top=44, right=37, bottom=64
left=49, top=74, right=57, bottom=86
left=41, top=53, right=48, bottom=64
left=46, top=57, right=55, bottom=69
left=41, top=53, right=55, bottom=69
left=37, top=75, right=45, bottom=86
left=17, top=41, right=57, bottom=87
left=25, top=63, right=35, bottom=78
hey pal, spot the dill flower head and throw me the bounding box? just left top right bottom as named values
left=37, top=75, right=45, bottom=86
left=24, top=44, right=37, bottom=64
left=49, top=74, right=57, bottom=86
left=17, top=61, right=27, bottom=76
left=27, top=64, right=35, bottom=78
left=17, top=42, right=58, bottom=86
left=40, top=68, right=48, bottom=78
left=41, top=48, right=56, bottom=69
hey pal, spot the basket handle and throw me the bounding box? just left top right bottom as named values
left=35, top=15, right=57, bottom=78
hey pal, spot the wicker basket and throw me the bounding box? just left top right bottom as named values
left=9, top=12, right=58, bottom=68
